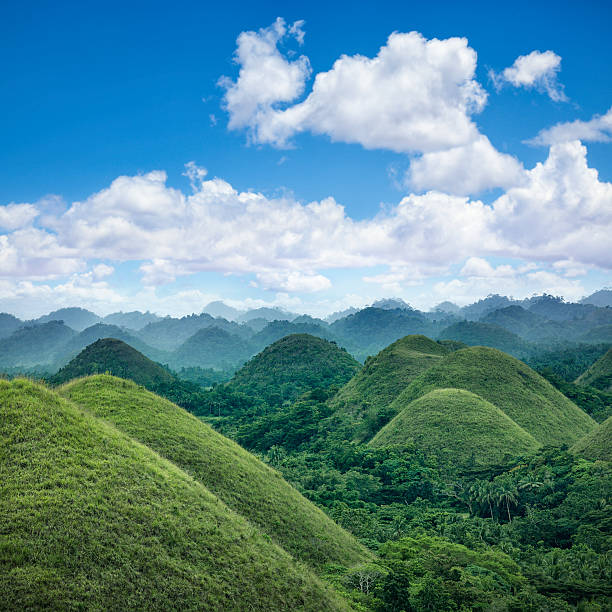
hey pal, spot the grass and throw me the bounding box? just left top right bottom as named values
left=571, top=415, right=612, bottom=462
left=60, top=375, right=371, bottom=571
left=228, top=334, right=361, bottom=407
left=369, top=388, right=541, bottom=471
left=575, top=348, right=612, bottom=392
left=394, top=347, right=597, bottom=446
left=327, top=335, right=449, bottom=440
left=0, top=379, right=351, bottom=611
left=50, top=338, right=175, bottom=388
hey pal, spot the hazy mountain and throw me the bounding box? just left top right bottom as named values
left=34, top=307, right=101, bottom=331
left=581, top=288, right=612, bottom=308
left=103, top=310, right=162, bottom=330
left=202, top=300, right=243, bottom=320
left=237, top=307, right=297, bottom=323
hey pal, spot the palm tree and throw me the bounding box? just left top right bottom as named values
left=496, top=479, right=518, bottom=522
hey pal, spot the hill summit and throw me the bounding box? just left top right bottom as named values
left=228, top=334, right=361, bottom=407
left=50, top=338, right=174, bottom=388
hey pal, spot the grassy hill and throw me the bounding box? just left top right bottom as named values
left=570, top=416, right=612, bottom=461
left=395, top=347, right=596, bottom=446
left=171, top=325, right=252, bottom=369
left=326, top=335, right=449, bottom=441
left=0, top=379, right=350, bottom=611
left=575, top=348, right=612, bottom=392
left=370, top=388, right=541, bottom=471
left=50, top=338, right=175, bottom=388
left=59, top=375, right=370, bottom=570
left=438, top=320, right=529, bottom=357
left=228, top=334, right=361, bottom=408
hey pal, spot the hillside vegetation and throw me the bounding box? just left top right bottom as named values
left=395, top=347, right=596, bottom=446
left=327, top=335, right=449, bottom=441
left=575, top=348, right=612, bottom=392
left=370, top=388, right=541, bottom=471
left=571, top=415, right=612, bottom=461
left=228, top=334, right=361, bottom=408
left=50, top=338, right=175, bottom=388
left=0, top=379, right=350, bottom=611
left=60, top=375, right=370, bottom=570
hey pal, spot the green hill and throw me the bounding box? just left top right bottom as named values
left=60, top=375, right=370, bottom=570
left=438, top=320, right=529, bottom=357
left=579, top=324, right=612, bottom=344
left=228, top=334, right=361, bottom=408
left=395, top=347, right=597, bottom=446
left=370, top=388, right=541, bottom=471
left=171, top=325, right=252, bottom=369
left=0, top=379, right=350, bottom=611
left=50, top=338, right=175, bottom=388
left=570, top=416, right=612, bottom=462
left=575, top=348, right=612, bottom=392
left=326, top=335, right=449, bottom=440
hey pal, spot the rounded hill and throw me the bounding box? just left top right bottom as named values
left=227, top=334, right=361, bottom=407
left=575, top=348, right=612, bottom=392
left=395, top=347, right=596, bottom=446
left=0, top=379, right=350, bottom=611
left=571, top=415, right=612, bottom=462
left=327, top=335, right=449, bottom=439
left=50, top=338, right=174, bottom=388
left=59, top=374, right=370, bottom=570
left=369, top=388, right=541, bottom=471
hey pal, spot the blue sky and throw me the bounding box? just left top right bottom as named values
left=1, top=0, right=611, bottom=317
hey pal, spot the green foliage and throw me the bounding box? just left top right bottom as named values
left=0, top=379, right=350, bottom=611
left=526, top=343, right=611, bottom=381
left=576, top=348, right=612, bottom=392
left=539, top=368, right=612, bottom=423
left=59, top=375, right=371, bottom=570
left=396, top=346, right=597, bottom=446
left=228, top=334, right=361, bottom=408
left=370, top=388, right=540, bottom=472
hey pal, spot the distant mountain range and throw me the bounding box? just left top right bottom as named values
left=1, top=290, right=611, bottom=375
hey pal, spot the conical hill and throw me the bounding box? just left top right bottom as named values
left=571, top=415, right=612, bottom=462
left=370, top=388, right=541, bottom=471
left=227, top=333, right=361, bottom=408
left=327, top=335, right=449, bottom=440
left=395, top=347, right=596, bottom=446
left=59, top=375, right=370, bottom=570
left=0, top=379, right=350, bottom=611
left=575, top=348, right=612, bottom=392
left=50, top=338, right=175, bottom=388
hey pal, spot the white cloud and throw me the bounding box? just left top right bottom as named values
left=218, top=17, right=311, bottom=144
left=528, top=106, right=612, bottom=146
left=0, top=203, right=38, bottom=230
left=1, top=139, right=609, bottom=316
left=408, top=135, right=524, bottom=195
left=491, top=50, right=566, bottom=101
left=220, top=21, right=528, bottom=194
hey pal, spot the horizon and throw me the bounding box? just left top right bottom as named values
left=2, top=1, right=611, bottom=318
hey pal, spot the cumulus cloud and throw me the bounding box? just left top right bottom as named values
left=490, top=50, right=567, bottom=101
left=408, top=135, right=524, bottom=195
left=220, top=21, right=533, bottom=194
left=0, top=203, right=39, bottom=230
left=528, top=106, right=612, bottom=146
left=2, top=140, right=610, bottom=313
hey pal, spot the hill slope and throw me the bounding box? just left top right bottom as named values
left=50, top=338, right=175, bottom=388
left=395, top=347, right=596, bottom=446
left=370, top=388, right=541, bottom=471
left=228, top=334, right=361, bottom=408
left=327, top=335, right=449, bottom=440
left=575, top=348, right=612, bottom=392
left=570, top=416, right=612, bottom=462
left=0, top=379, right=349, bottom=611
left=438, top=320, right=529, bottom=357
left=60, top=375, right=370, bottom=570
